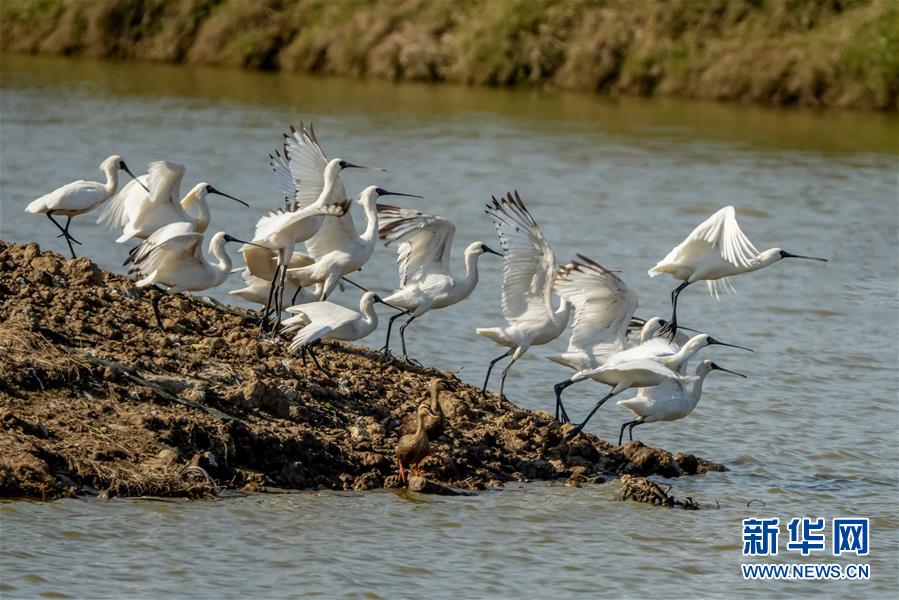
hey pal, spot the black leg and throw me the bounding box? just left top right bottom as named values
left=558, top=402, right=571, bottom=424
left=307, top=343, right=330, bottom=377
left=46, top=212, right=77, bottom=259
left=619, top=419, right=641, bottom=445
left=62, top=217, right=82, bottom=245
left=263, top=263, right=287, bottom=336
left=381, top=311, right=406, bottom=356
left=272, top=264, right=289, bottom=333
left=46, top=211, right=68, bottom=238
left=565, top=391, right=615, bottom=440
left=629, top=421, right=642, bottom=442
left=662, top=282, right=690, bottom=341
left=151, top=293, right=165, bottom=332
left=54, top=217, right=82, bottom=245
left=482, top=349, right=512, bottom=395
left=399, top=315, right=417, bottom=359
left=290, top=284, right=303, bottom=305
left=553, top=378, right=576, bottom=423
left=496, top=357, right=517, bottom=409
left=258, top=268, right=279, bottom=336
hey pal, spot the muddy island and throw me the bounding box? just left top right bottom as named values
left=0, top=241, right=724, bottom=500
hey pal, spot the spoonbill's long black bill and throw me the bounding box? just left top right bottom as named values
left=710, top=363, right=748, bottom=378
left=223, top=235, right=265, bottom=249
left=781, top=251, right=828, bottom=262
left=346, top=163, right=386, bottom=172
left=120, top=161, right=150, bottom=192
left=707, top=337, right=754, bottom=353
left=381, top=190, right=423, bottom=199
left=209, top=187, right=249, bottom=207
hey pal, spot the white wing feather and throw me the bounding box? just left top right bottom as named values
left=282, top=301, right=359, bottom=349
left=554, top=253, right=638, bottom=358
left=591, top=357, right=680, bottom=382
left=305, top=210, right=359, bottom=260
left=251, top=202, right=347, bottom=244
left=378, top=204, right=456, bottom=285
left=146, top=161, right=185, bottom=207
left=126, top=223, right=204, bottom=284
left=486, top=191, right=555, bottom=325
left=283, top=123, right=330, bottom=209
left=25, top=181, right=106, bottom=213
left=718, top=206, right=760, bottom=269
left=652, top=206, right=759, bottom=298
left=97, top=175, right=149, bottom=229
left=269, top=149, right=298, bottom=206
left=617, top=377, right=683, bottom=417
left=280, top=124, right=359, bottom=258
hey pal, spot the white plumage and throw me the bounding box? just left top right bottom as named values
left=554, top=331, right=752, bottom=433
left=115, top=161, right=187, bottom=243
left=616, top=359, right=746, bottom=445
left=98, top=161, right=247, bottom=242
left=286, top=185, right=422, bottom=301
left=283, top=291, right=382, bottom=351
left=126, top=222, right=235, bottom=292
left=475, top=191, right=570, bottom=405
left=378, top=204, right=501, bottom=358
left=25, top=154, right=142, bottom=258
left=123, top=221, right=252, bottom=330
left=549, top=254, right=639, bottom=372
left=249, top=123, right=380, bottom=329
left=649, top=205, right=827, bottom=339
left=229, top=266, right=318, bottom=307
left=649, top=206, right=759, bottom=299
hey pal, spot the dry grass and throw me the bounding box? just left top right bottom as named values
left=1, top=0, right=895, bottom=110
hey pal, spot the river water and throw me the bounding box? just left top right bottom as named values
left=1, top=54, right=897, bottom=598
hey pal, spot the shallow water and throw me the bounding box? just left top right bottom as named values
left=1, top=54, right=897, bottom=598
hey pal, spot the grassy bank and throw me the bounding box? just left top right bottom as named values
left=1, top=0, right=896, bottom=111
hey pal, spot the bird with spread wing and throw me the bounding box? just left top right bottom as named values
left=475, top=191, right=571, bottom=408
left=378, top=204, right=502, bottom=359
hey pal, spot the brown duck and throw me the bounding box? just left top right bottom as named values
left=395, top=404, right=435, bottom=482
left=425, top=378, right=453, bottom=434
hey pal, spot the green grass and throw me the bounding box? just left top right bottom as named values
left=1, top=0, right=895, bottom=110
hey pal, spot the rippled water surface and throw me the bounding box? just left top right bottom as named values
left=1, top=55, right=897, bottom=598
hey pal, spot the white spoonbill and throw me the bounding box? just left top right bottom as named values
left=125, top=221, right=259, bottom=330
left=252, top=123, right=383, bottom=330
left=649, top=205, right=828, bottom=339
left=548, top=254, right=639, bottom=373
left=616, top=359, right=747, bottom=445
left=550, top=315, right=696, bottom=372
left=553, top=332, right=752, bottom=427
left=281, top=291, right=385, bottom=374
left=475, top=191, right=571, bottom=407
left=561, top=359, right=688, bottom=439
left=98, top=162, right=247, bottom=242
left=285, top=185, right=423, bottom=301
left=377, top=204, right=502, bottom=358
left=25, top=154, right=145, bottom=258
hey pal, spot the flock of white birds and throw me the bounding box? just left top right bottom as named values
left=24, top=123, right=828, bottom=444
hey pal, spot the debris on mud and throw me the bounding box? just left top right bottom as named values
left=0, top=241, right=725, bottom=500
left=616, top=473, right=702, bottom=510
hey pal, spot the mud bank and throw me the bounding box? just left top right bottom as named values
left=0, top=241, right=724, bottom=500
left=1, top=0, right=896, bottom=111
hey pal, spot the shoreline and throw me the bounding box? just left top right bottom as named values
left=1, top=0, right=895, bottom=112
left=0, top=240, right=724, bottom=501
